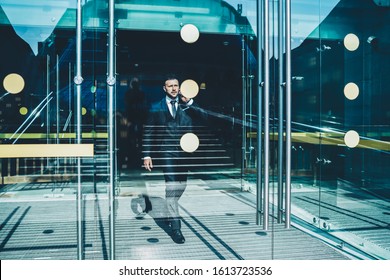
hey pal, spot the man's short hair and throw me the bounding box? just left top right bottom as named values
left=164, top=73, right=180, bottom=83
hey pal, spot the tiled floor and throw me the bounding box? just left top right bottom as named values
left=0, top=170, right=388, bottom=260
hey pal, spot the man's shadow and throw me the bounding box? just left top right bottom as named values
left=130, top=195, right=172, bottom=236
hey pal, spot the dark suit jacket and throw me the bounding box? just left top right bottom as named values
left=142, top=97, right=207, bottom=180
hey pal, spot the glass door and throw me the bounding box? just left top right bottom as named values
left=0, top=0, right=111, bottom=260
left=113, top=0, right=275, bottom=260
left=289, top=0, right=390, bottom=259
left=2, top=0, right=388, bottom=261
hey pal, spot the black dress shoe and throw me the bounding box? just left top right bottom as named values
left=170, top=229, right=185, bottom=244
left=143, top=195, right=152, bottom=213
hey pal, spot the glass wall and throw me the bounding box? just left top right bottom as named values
left=289, top=0, right=390, bottom=259
left=0, top=0, right=110, bottom=260
left=0, top=0, right=388, bottom=260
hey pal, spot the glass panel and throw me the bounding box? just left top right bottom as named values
left=3, top=0, right=387, bottom=261
left=114, top=0, right=274, bottom=260
left=291, top=0, right=390, bottom=259
left=290, top=0, right=323, bottom=237
left=0, top=0, right=109, bottom=259
left=1, top=0, right=274, bottom=260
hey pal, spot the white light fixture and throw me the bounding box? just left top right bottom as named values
left=19, top=107, right=28, bottom=115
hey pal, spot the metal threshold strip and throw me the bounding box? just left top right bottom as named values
left=290, top=215, right=378, bottom=260
left=226, top=186, right=380, bottom=260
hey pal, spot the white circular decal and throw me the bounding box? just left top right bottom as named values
left=180, top=133, right=200, bottom=153
left=344, top=130, right=360, bottom=148
left=3, top=73, right=25, bottom=94
left=180, top=24, right=200, bottom=43
left=344, top=33, right=360, bottom=51
left=344, top=82, right=359, bottom=100
left=180, top=79, right=199, bottom=99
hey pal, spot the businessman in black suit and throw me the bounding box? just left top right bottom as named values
left=142, top=74, right=205, bottom=244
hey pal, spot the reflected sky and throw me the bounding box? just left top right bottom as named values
left=225, top=0, right=341, bottom=49
left=0, top=0, right=76, bottom=55
left=0, top=0, right=342, bottom=54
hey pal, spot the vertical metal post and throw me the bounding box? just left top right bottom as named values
left=277, top=0, right=285, bottom=223
left=74, top=0, right=84, bottom=260
left=241, top=35, right=247, bottom=190
left=68, top=62, right=72, bottom=144
left=56, top=55, right=60, bottom=174
left=248, top=74, right=254, bottom=165
left=107, top=0, right=116, bottom=260
left=46, top=55, right=51, bottom=169
left=0, top=160, right=3, bottom=185
left=47, top=54, right=50, bottom=145
left=263, top=0, right=270, bottom=231
left=56, top=55, right=60, bottom=143
left=256, top=0, right=263, bottom=226
left=285, top=0, right=292, bottom=228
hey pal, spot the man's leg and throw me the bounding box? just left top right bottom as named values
left=165, top=180, right=186, bottom=244
left=162, top=154, right=188, bottom=243
left=165, top=180, right=186, bottom=229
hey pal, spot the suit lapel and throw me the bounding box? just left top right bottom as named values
left=161, top=98, right=173, bottom=120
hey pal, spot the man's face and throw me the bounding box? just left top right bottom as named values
left=163, top=79, right=180, bottom=99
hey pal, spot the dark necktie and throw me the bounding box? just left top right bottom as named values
left=170, top=100, right=177, bottom=118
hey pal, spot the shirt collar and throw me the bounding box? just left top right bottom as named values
left=166, top=96, right=178, bottom=103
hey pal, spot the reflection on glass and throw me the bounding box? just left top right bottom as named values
left=19, top=107, right=28, bottom=115
left=180, top=24, right=200, bottom=43
left=180, top=79, right=199, bottom=98
left=3, top=73, right=25, bottom=94
left=1, top=1, right=76, bottom=55
left=344, top=130, right=360, bottom=148
left=82, top=107, right=87, bottom=115
left=344, top=33, right=360, bottom=51
left=344, top=82, right=359, bottom=100
left=180, top=132, right=199, bottom=153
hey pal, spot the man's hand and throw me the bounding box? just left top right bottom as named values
left=143, top=158, right=153, bottom=171
left=180, top=94, right=191, bottom=104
